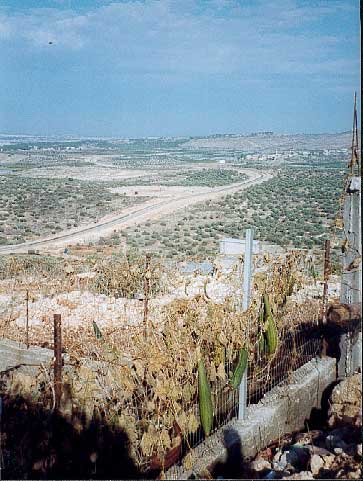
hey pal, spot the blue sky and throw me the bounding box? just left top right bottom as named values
left=0, top=0, right=360, bottom=137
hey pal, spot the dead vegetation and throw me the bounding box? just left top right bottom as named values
left=0, top=251, right=324, bottom=474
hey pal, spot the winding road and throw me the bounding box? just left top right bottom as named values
left=0, top=169, right=272, bottom=254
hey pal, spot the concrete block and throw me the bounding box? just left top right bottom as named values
left=167, top=357, right=336, bottom=479
left=0, top=338, right=53, bottom=373
left=338, top=329, right=362, bottom=378
left=352, top=331, right=362, bottom=373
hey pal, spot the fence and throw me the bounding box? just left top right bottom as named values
left=0, top=240, right=328, bottom=475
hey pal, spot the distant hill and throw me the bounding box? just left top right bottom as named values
left=0, top=131, right=352, bottom=153
left=182, top=131, right=352, bottom=152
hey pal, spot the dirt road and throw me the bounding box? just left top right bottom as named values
left=0, top=169, right=272, bottom=254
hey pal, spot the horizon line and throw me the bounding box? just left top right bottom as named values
left=0, top=130, right=352, bottom=141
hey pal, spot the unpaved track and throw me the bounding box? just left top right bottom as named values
left=0, top=169, right=272, bottom=254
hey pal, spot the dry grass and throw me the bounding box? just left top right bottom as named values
left=0, top=250, right=323, bottom=472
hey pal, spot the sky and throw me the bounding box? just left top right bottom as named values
left=0, top=0, right=360, bottom=137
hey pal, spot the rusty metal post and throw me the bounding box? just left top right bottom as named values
left=53, top=314, right=62, bottom=409
left=25, top=290, right=29, bottom=348
left=321, top=240, right=331, bottom=324
left=143, top=255, right=151, bottom=339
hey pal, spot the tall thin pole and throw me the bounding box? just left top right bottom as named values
left=238, top=228, right=253, bottom=420
left=350, top=92, right=360, bottom=176
left=143, top=255, right=151, bottom=339
left=25, top=290, right=29, bottom=348
left=242, top=229, right=253, bottom=311
left=338, top=96, right=362, bottom=376
left=350, top=92, right=356, bottom=174
left=0, top=395, right=2, bottom=481
left=53, top=314, right=62, bottom=410
left=321, top=239, right=331, bottom=324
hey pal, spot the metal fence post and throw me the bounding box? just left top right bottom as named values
left=238, top=228, right=253, bottom=420
left=25, top=289, right=29, bottom=349
left=143, top=254, right=151, bottom=339
left=321, top=240, right=331, bottom=324
left=339, top=176, right=361, bottom=377
left=54, top=313, right=62, bottom=410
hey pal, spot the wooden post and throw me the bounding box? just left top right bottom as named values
left=53, top=314, right=62, bottom=410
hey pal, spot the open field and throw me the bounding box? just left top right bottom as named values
left=0, top=176, right=148, bottom=245
left=105, top=167, right=344, bottom=259
left=20, top=164, right=248, bottom=187
left=0, top=169, right=269, bottom=254
left=0, top=132, right=347, bottom=257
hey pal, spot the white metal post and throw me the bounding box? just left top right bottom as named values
left=238, top=228, right=253, bottom=420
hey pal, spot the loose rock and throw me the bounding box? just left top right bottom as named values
left=322, top=454, right=335, bottom=469
left=273, top=450, right=283, bottom=463
left=250, top=458, right=271, bottom=472
left=310, top=454, right=324, bottom=476
left=272, top=461, right=286, bottom=472
left=357, top=443, right=362, bottom=458
left=294, top=430, right=324, bottom=446
left=328, top=374, right=362, bottom=427
left=250, top=375, right=362, bottom=481
left=281, top=470, right=314, bottom=480
left=307, top=445, right=332, bottom=457
left=347, top=469, right=362, bottom=480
